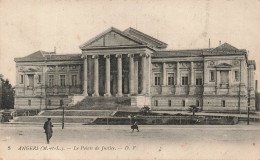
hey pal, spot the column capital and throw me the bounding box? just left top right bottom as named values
left=115, top=54, right=122, bottom=58
left=104, top=55, right=110, bottom=59
left=127, top=54, right=135, bottom=58
left=81, top=55, right=87, bottom=59
left=140, top=53, right=149, bottom=57
left=92, top=55, right=99, bottom=59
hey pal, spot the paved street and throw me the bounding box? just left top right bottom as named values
left=1, top=123, right=260, bottom=160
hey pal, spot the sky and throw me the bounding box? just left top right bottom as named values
left=0, top=0, right=259, bottom=88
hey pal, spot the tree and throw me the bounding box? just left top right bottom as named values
left=140, top=106, right=150, bottom=115
left=0, top=76, right=14, bottom=109
left=189, top=105, right=200, bottom=116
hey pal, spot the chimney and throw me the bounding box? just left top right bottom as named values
left=54, top=47, right=56, bottom=54
left=219, top=40, right=221, bottom=45
left=209, top=38, right=211, bottom=49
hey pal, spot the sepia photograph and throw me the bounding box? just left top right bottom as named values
left=0, top=0, right=260, bottom=159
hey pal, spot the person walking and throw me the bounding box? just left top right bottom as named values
left=131, top=121, right=139, bottom=132
left=43, top=118, right=53, bottom=144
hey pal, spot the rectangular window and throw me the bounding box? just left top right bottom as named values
left=60, top=75, right=66, bottom=86
left=196, top=79, right=203, bottom=85
left=20, top=75, right=24, bottom=84
left=28, top=100, right=31, bottom=106
left=48, top=75, right=54, bottom=87
left=48, top=100, right=51, bottom=106
left=167, top=73, right=174, bottom=85
left=154, top=100, right=158, bottom=106
left=210, top=71, right=215, bottom=82
left=221, top=100, right=225, bottom=107
left=220, top=71, right=229, bottom=84
left=196, top=100, right=200, bottom=107
left=71, top=75, right=77, bottom=86
left=182, top=76, right=188, bottom=85
left=168, top=100, right=171, bottom=107
left=28, top=74, right=34, bottom=87
left=154, top=73, right=161, bottom=85
left=60, top=99, right=64, bottom=106
left=182, top=100, right=185, bottom=107
left=196, top=73, right=203, bottom=85
left=38, top=75, right=41, bottom=83
left=235, top=71, right=239, bottom=82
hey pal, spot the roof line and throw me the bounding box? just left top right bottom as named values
left=79, top=27, right=146, bottom=49
left=125, top=27, right=167, bottom=46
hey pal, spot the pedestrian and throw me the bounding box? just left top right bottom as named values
left=131, top=121, right=139, bottom=132
left=43, top=118, right=53, bottom=144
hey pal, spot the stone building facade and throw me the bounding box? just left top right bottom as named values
left=14, top=27, right=257, bottom=111
left=0, top=74, right=3, bottom=109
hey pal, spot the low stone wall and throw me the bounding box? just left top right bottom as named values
left=92, top=116, right=238, bottom=125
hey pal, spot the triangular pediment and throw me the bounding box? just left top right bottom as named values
left=80, top=27, right=145, bottom=49
left=124, top=27, right=167, bottom=49
left=213, top=43, right=239, bottom=52
left=215, top=63, right=232, bottom=68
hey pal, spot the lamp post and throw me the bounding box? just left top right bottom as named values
left=61, top=99, right=64, bottom=129
left=247, top=106, right=250, bottom=125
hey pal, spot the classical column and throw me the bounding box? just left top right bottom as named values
left=141, top=53, right=147, bottom=95
left=116, top=54, right=122, bottom=97
left=104, top=55, right=111, bottom=97
left=83, top=56, right=88, bottom=96
left=134, top=60, right=139, bottom=94
left=92, top=55, right=99, bottom=97
left=147, top=55, right=151, bottom=96
left=128, top=54, right=134, bottom=94
left=162, top=62, right=167, bottom=85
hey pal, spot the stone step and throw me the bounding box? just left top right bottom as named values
left=40, top=110, right=113, bottom=116
left=72, top=96, right=131, bottom=109
left=13, top=116, right=95, bottom=124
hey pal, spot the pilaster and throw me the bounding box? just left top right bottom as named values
left=175, top=62, right=181, bottom=95
left=189, top=61, right=195, bottom=95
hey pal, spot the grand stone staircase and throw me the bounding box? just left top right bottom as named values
left=12, top=110, right=114, bottom=124
left=11, top=97, right=139, bottom=124
left=69, top=96, right=132, bottom=110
